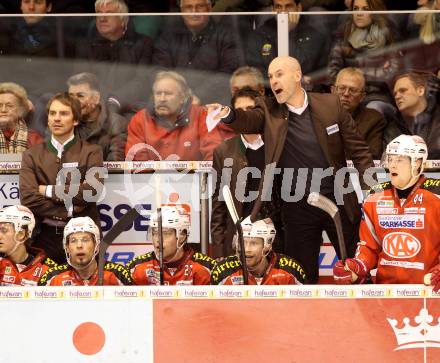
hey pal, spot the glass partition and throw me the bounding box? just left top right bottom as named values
left=0, top=11, right=438, bottom=162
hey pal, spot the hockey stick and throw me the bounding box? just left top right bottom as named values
left=155, top=174, right=165, bottom=286
left=222, top=185, right=249, bottom=285
left=98, top=206, right=140, bottom=285
left=307, top=192, right=347, bottom=262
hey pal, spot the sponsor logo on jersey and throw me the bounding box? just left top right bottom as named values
left=20, top=278, right=37, bottom=286
left=377, top=200, right=394, bottom=207
left=382, top=232, right=421, bottom=259
left=231, top=276, right=243, bottom=285
left=378, top=215, right=424, bottom=229
left=146, top=269, right=156, bottom=277
left=175, top=280, right=193, bottom=285
left=376, top=208, right=399, bottom=215
left=3, top=275, right=15, bottom=283
left=404, top=207, right=419, bottom=214
left=404, top=207, right=426, bottom=214
left=62, top=280, right=73, bottom=286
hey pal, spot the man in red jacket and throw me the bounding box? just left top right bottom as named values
left=0, top=205, right=56, bottom=286
left=125, top=71, right=222, bottom=161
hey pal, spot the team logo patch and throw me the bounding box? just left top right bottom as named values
left=5, top=266, right=11, bottom=274
left=378, top=215, right=424, bottom=229
left=62, top=280, right=73, bottom=286
left=382, top=232, right=421, bottom=259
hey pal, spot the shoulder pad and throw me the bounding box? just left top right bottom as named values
left=367, top=182, right=392, bottom=195
left=125, top=252, right=155, bottom=270
left=104, top=262, right=132, bottom=285
left=42, top=257, right=58, bottom=268
left=38, top=264, right=69, bottom=286
left=211, top=256, right=242, bottom=285
left=275, top=254, right=307, bottom=283
left=420, top=178, right=440, bottom=194
left=192, top=252, right=217, bottom=271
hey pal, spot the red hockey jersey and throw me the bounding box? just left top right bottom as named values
left=126, top=248, right=216, bottom=285
left=357, top=177, right=440, bottom=284
left=211, top=253, right=306, bottom=285
left=0, top=248, right=57, bottom=286
left=38, top=262, right=132, bottom=286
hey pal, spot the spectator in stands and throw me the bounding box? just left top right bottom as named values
left=212, top=0, right=271, bottom=11
left=331, top=67, right=386, bottom=159
left=3, top=0, right=66, bottom=98
left=19, top=93, right=103, bottom=263
left=0, top=82, right=43, bottom=154
left=75, top=0, right=153, bottom=112
left=384, top=72, right=440, bottom=158
left=211, top=88, right=283, bottom=258
left=218, top=65, right=268, bottom=140
left=230, top=66, right=266, bottom=97
left=67, top=72, right=128, bottom=161
left=125, top=71, right=222, bottom=161
left=125, top=0, right=168, bottom=39
left=328, top=0, right=401, bottom=119
left=409, top=0, right=440, bottom=44
left=152, top=0, right=243, bottom=74
left=246, top=0, right=331, bottom=78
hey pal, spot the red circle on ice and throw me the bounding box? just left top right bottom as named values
left=72, top=322, right=106, bottom=355
left=169, top=192, right=180, bottom=203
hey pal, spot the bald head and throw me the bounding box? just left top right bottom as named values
left=269, top=56, right=301, bottom=75
left=268, top=56, right=303, bottom=105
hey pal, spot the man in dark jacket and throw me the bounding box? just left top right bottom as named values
left=152, top=0, right=243, bottom=104
left=67, top=72, right=128, bottom=161
left=20, top=93, right=103, bottom=264
left=2, top=0, right=66, bottom=97
left=384, top=72, right=440, bottom=159
left=208, top=56, right=374, bottom=283
left=75, top=0, right=153, bottom=111
left=246, top=0, right=331, bottom=77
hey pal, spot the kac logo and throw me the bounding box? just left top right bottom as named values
left=382, top=232, right=421, bottom=259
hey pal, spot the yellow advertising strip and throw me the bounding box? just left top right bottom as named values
left=0, top=285, right=438, bottom=300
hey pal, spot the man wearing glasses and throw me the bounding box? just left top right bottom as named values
left=331, top=67, right=386, bottom=159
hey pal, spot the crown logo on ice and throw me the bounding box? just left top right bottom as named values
left=387, top=308, right=440, bottom=350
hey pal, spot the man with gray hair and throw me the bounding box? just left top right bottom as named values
left=331, top=67, right=386, bottom=159
left=67, top=72, right=128, bottom=161
left=75, top=0, right=153, bottom=110
left=230, top=66, right=266, bottom=97
left=125, top=71, right=222, bottom=161
left=0, top=82, right=43, bottom=155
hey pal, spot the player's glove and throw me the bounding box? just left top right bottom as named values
left=429, top=264, right=440, bottom=293
left=333, top=258, right=368, bottom=284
